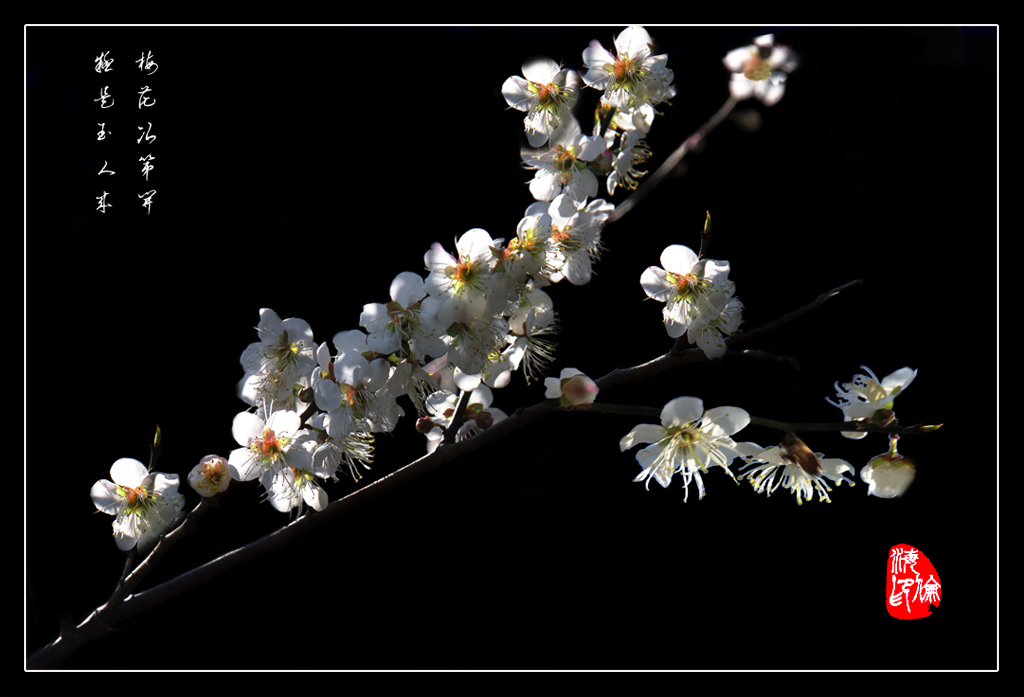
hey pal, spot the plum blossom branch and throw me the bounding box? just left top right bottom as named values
left=605, top=95, right=739, bottom=227
left=579, top=403, right=941, bottom=436
left=726, top=279, right=864, bottom=347
left=29, top=271, right=867, bottom=669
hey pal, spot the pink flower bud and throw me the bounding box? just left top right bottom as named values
left=561, top=374, right=599, bottom=407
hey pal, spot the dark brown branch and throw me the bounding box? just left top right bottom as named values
left=727, top=279, right=863, bottom=348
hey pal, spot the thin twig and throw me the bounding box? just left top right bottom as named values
left=606, top=96, right=739, bottom=227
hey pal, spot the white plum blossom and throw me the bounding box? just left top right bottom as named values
left=239, top=308, right=316, bottom=412
left=359, top=271, right=447, bottom=361
left=422, top=385, right=507, bottom=453
left=734, top=441, right=856, bottom=505
left=91, top=458, right=185, bottom=550
left=227, top=408, right=312, bottom=486
left=494, top=211, right=555, bottom=291
left=434, top=293, right=509, bottom=376
left=723, top=33, right=799, bottom=106
left=506, top=286, right=558, bottom=384
left=502, top=57, right=581, bottom=147
left=544, top=367, right=598, bottom=407
left=264, top=464, right=328, bottom=515
left=307, top=413, right=375, bottom=483
left=619, top=397, right=749, bottom=501
left=640, top=243, right=739, bottom=358
left=527, top=193, right=610, bottom=286
left=187, top=454, right=231, bottom=498
left=686, top=283, right=744, bottom=359
left=582, top=26, right=675, bottom=110
left=521, top=118, right=606, bottom=203
left=424, top=229, right=503, bottom=314
left=310, top=337, right=391, bottom=438
left=826, top=366, right=917, bottom=439
left=606, top=128, right=652, bottom=195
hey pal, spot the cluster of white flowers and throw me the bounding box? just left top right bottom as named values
left=510, top=26, right=677, bottom=201
left=620, top=362, right=922, bottom=505
left=641, top=243, right=742, bottom=359
left=88, top=26, right=926, bottom=551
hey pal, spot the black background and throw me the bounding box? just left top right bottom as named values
left=13, top=3, right=1021, bottom=695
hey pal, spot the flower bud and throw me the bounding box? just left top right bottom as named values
left=415, top=416, right=437, bottom=435
left=188, top=455, right=231, bottom=497
left=474, top=410, right=494, bottom=430
left=544, top=367, right=600, bottom=408
left=561, top=374, right=599, bottom=407
left=860, top=453, right=916, bottom=498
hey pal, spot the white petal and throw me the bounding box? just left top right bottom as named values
left=614, top=26, right=653, bottom=57
left=701, top=406, right=750, bottom=437
left=619, top=424, right=665, bottom=451
left=723, top=46, right=753, bottom=72
left=390, top=271, right=427, bottom=308
left=267, top=409, right=301, bottom=436
left=659, top=245, right=699, bottom=276
left=501, top=75, right=534, bottom=111
left=90, top=480, right=121, bottom=515
left=110, top=458, right=148, bottom=488
left=227, top=448, right=261, bottom=481
left=640, top=266, right=674, bottom=301
left=661, top=397, right=704, bottom=427
left=521, top=56, right=560, bottom=84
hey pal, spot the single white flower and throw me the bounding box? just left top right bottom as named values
left=543, top=194, right=609, bottom=286
left=687, top=284, right=744, bottom=360
left=641, top=244, right=736, bottom=354
left=582, top=25, right=674, bottom=110
left=826, top=366, right=917, bottom=439
left=238, top=308, right=316, bottom=410
left=521, top=118, right=606, bottom=203
left=506, top=286, right=558, bottom=384
left=265, top=465, right=328, bottom=515
left=307, top=413, right=375, bottom=483
left=424, top=229, right=499, bottom=311
left=310, top=338, right=391, bottom=438
left=434, top=294, right=509, bottom=376
left=187, top=454, right=231, bottom=497
left=227, top=408, right=312, bottom=483
left=619, top=397, right=749, bottom=501
left=495, top=211, right=555, bottom=290
left=723, top=33, right=799, bottom=106
left=544, top=367, right=599, bottom=407
left=359, top=271, right=447, bottom=361
left=91, top=458, right=185, bottom=550
left=734, top=440, right=856, bottom=505
left=502, top=57, right=581, bottom=147
left=606, top=128, right=652, bottom=195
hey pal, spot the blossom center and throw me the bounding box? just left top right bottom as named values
left=122, top=485, right=151, bottom=512
left=610, top=55, right=648, bottom=90
left=551, top=226, right=581, bottom=253
left=742, top=55, right=772, bottom=81
left=255, top=427, right=286, bottom=461
left=552, top=145, right=579, bottom=172
left=671, top=272, right=703, bottom=302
